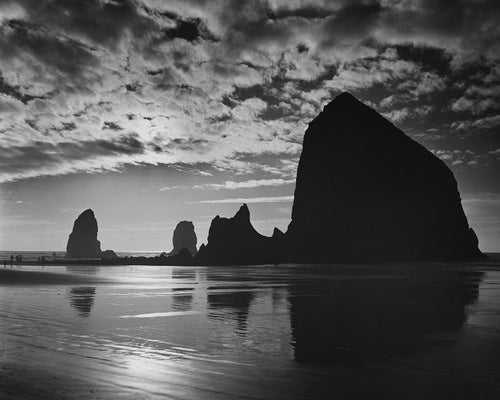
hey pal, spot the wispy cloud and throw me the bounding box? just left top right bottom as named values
left=198, top=178, right=295, bottom=190
left=159, top=178, right=295, bottom=191
left=189, top=196, right=294, bottom=204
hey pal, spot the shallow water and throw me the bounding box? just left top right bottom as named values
left=1, top=257, right=500, bottom=399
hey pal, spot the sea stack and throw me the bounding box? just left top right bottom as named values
left=286, top=92, right=482, bottom=262
left=169, top=221, right=198, bottom=256
left=196, top=204, right=276, bottom=265
left=66, top=209, right=102, bottom=258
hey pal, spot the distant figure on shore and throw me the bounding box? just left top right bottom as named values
left=10, top=254, right=14, bottom=265
left=15, top=254, right=23, bottom=264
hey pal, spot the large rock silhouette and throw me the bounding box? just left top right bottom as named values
left=169, top=221, right=197, bottom=256
left=196, top=204, right=277, bottom=265
left=286, top=92, right=482, bottom=262
left=66, top=209, right=102, bottom=258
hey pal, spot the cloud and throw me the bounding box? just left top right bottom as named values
left=451, top=96, right=498, bottom=116
left=0, top=0, right=498, bottom=182
left=451, top=115, right=500, bottom=133
left=158, top=178, right=295, bottom=191
left=0, top=133, right=146, bottom=181
left=382, top=108, right=410, bottom=123
left=432, top=149, right=477, bottom=167
left=190, top=195, right=294, bottom=204
left=200, top=178, right=295, bottom=189
left=431, top=148, right=500, bottom=169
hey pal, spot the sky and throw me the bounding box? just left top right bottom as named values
left=0, top=0, right=499, bottom=252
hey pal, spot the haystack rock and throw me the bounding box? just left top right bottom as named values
left=196, top=204, right=276, bottom=265
left=169, top=221, right=197, bottom=256
left=285, top=92, right=482, bottom=262
left=66, top=209, right=102, bottom=258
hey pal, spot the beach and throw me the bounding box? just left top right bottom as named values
left=1, top=258, right=500, bottom=399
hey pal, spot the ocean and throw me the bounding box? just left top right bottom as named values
left=1, top=256, right=500, bottom=399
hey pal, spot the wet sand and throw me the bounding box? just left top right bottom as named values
left=0, top=268, right=110, bottom=285
left=1, top=259, right=500, bottom=399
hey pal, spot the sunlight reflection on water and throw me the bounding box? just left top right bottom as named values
left=1, top=259, right=500, bottom=399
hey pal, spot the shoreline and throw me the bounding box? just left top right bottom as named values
left=0, top=253, right=497, bottom=269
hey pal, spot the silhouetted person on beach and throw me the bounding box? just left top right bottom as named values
left=10, top=254, right=14, bottom=265
left=16, top=254, right=23, bottom=264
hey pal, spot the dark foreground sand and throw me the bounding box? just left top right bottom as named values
left=1, top=362, right=124, bottom=400
left=0, top=269, right=109, bottom=285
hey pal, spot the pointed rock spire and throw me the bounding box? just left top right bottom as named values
left=234, top=203, right=250, bottom=222
left=66, top=209, right=102, bottom=258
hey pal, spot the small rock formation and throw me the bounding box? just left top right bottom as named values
left=169, top=221, right=197, bottom=256
left=167, top=247, right=193, bottom=265
left=101, top=250, right=118, bottom=259
left=66, top=209, right=102, bottom=258
left=196, top=204, right=277, bottom=265
left=286, top=92, right=482, bottom=262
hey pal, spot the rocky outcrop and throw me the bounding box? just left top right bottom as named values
left=66, top=209, right=102, bottom=258
left=167, top=247, right=194, bottom=265
left=62, top=93, right=482, bottom=265
left=285, top=92, right=482, bottom=262
left=101, top=250, right=118, bottom=259
left=196, top=204, right=277, bottom=265
left=169, top=221, right=197, bottom=256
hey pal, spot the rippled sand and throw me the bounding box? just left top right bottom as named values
left=1, top=259, right=500, bottom=399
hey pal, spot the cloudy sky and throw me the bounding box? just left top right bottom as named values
left=0, top=0, right=499, bottom=252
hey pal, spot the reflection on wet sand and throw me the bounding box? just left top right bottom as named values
left=68, top=287, right=96, bottom=317
left=204, top=268, right=257, bottom=334
left=171, top=268, right=195, bottom=311
left=207, top=290, right=255, bottom=333
left=290, top=268, right=483, bottom=363
left=1, top=262, right=499, bottom=400
left=171, top=288, right=193, bottom=311
left=171, top=267, right=196, bottom=281
left=66, top=265, right=100, bottom=275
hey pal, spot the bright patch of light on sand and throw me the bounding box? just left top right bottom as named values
left=119, top=311, right=200, bottom=318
